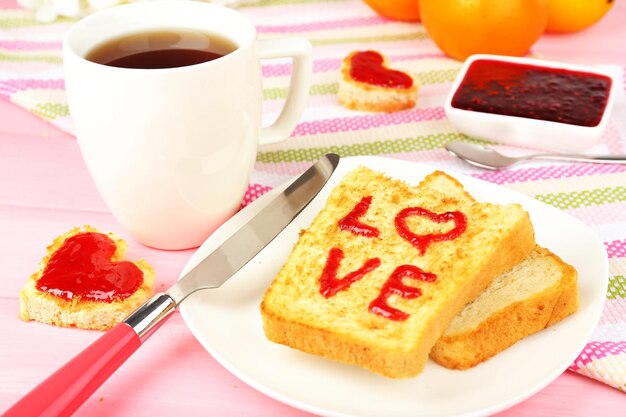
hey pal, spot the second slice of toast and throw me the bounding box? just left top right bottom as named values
left=261, top=166, right=535, bottom=378
left=421, top=172, right=579, bottom=369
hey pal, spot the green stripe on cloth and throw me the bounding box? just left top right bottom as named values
left=31, top=103, right=69, bottom=121
left=535, top=187, right=626, bottom=210
left=0, top=14, right=75, bottom=29
left=608, top=275, right=626, bottom=299
left=257, top=133, right=477, bottom=163
left=264, top=83, right=339, bottom=100
left=417, top=68, right=460, bottom=85
left=263, top=87, right=286, bottom=101
left=263, top=70, right=459, bottom=100
left=311, top=32, right=428, bottom=46
left=309, top=83, right=339, bottom=96
left=0, top=52, right=62, bottom=64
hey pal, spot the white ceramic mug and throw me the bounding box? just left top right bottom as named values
left=63, top=1, right=312, bottom=250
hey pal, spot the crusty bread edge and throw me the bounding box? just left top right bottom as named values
left=430, top=248, right=579, bottom=369
left=420, top=170, right=477, bottom=203
left=19, top=225, right=155, bottom=331
left=420, top=209, right=535, bottom=369
left=547, top=256, right=579, bottom=326
left=420, top=171, right=580, bottom=369
left=262, top=304, right=421, bottom=378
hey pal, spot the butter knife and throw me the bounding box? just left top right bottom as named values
left=4, top=153, right=340, bottom=417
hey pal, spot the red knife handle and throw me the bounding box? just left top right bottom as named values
left=3, top=323, right=140, bottom=417
left=3, top=293, right=177, bottom=417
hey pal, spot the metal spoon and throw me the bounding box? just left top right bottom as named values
left=445, top=141, right=626, bottom=170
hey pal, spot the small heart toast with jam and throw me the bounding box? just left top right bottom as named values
left=338, top=50, right=418, bottom=112
left=19, top=225, right=154, bottom=330
left=260, top=167, right=535, bottom=378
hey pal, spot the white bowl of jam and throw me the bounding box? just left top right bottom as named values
left=444, top=54, right=616, bottom=152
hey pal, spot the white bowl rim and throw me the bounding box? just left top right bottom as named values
left=444, top=53, right=617, bottom=133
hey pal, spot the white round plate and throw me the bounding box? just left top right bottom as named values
left=179, top=156, right=608, bottom=417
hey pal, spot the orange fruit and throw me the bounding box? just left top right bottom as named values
left=363, top=0, right=420, bottom=22
left=546, top=0, right=614, bottom=33
left=419, top=0, right=549, bottom=61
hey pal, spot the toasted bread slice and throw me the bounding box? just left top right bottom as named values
left=20, top=225, right=155, bottom=331
left=261, top=166, right=534, bottom=378
left=420, top=171, right=579, bottom=369
left=338, top=50, right=418, bottom=112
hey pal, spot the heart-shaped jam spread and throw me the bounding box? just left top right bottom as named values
left=36, top=232, right=143, bottom=303
left=350, top=50, right=413, bottom=89
left=395, top=207, right=467, bottom=255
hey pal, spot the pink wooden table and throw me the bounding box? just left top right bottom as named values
left=1, top=1, right=625, bottom=415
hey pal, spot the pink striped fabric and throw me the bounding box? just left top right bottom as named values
left=1, top=0, right=625, bottom=393
left=0, top=40, right=62, bottom=50
left=472, top=163, right=626, bottom=185
left=605, top=239, right=626, bottom=258
left=570, top=341, right=626, bottom=370
left=292, top=107, right=446, bottom=136
left=241, top=183, right=272, bottom=207
left=257, top=15, right=389, bottom=33
left=0, top=79, right=64, bottom=96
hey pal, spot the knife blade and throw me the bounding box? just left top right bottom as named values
left=126, top=152, right=340, bottom=338
left=3, top=153, right=340, bottom=417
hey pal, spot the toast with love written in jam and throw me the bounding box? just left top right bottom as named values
left=19, top=225, right=154, bottom=331
left=260, top=166, right=535, bottom=378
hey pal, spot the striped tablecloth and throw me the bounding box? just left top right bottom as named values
left=1, top=0, right=624, bottom=393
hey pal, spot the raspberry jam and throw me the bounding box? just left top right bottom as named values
left=319, top=247, right=381, bottom=298
left=339, top=196, right=380, bottom=238
left=36, top=232, right=144, bottom=303
left=322, top=200, right=468, bottom=320
left=395, top=207, right=467, bottom=255
left=350, top=51, right=413, bottom=89
left=369, top=264, right=437, bottom=321
left=451, top=59, right=611, bottom=127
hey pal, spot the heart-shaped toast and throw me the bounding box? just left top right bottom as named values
left=338, top=50, right=418, bottom=112
left=19, top=225, right=154, bottom=330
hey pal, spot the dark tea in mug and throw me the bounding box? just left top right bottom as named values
left=85, top=29, right=238, bottom=69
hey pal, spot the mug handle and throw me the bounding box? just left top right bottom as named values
left=257, top=37, right=312, bottom=146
